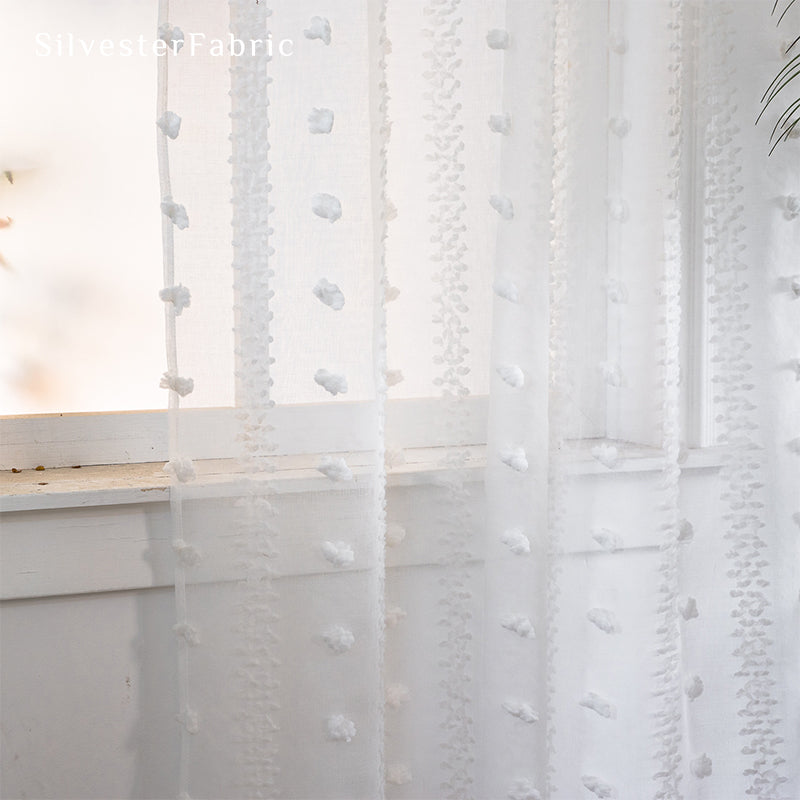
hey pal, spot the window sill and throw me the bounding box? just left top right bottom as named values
left=0, top=397, right=491, bottom=471
left=0, top=448, right=484, bottom=513
left=0, top=442, right=727, bottom=514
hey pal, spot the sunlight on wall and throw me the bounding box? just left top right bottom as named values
left=0, top=0, right=165, bottom=414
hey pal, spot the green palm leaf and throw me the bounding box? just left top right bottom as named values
left=760, top=1, right=800, bottom=152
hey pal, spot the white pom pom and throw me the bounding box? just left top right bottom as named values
left=605, top=278, right=628, bottom=303
left=502, top=700, right=538, bottom=723
left=608, top=197, right=629, bottom=222
left=677, top=518, right=694, bottom=542
left=587, top=608, right=621, bottom=634
left=313, top=278, right=345, bottom=310
left=385, top=683, right=409, bottom=710
left=161, top=197, right=189, bottom=229
left=304, top=16, right=331, bottom=45
left=507, top=779, right=541, bottom=800
left=385, top=605, right=406, bottom=627
left=488, top=113, right=512, bottom=135
left=490, top=194, right=514, bottom=220
left=308, top=107, right=334, bottom=134
left=685, top=674, right=704, bottom=700
left=386, top=369, right=404, bottom=387
left=314, top=369, right=348, bottom=396
left=501, top=528, right=530, bottom=555
left=326, top=714, right=356, bottom=742
left=160, top=371, right=194, bottom=397
left=156, top=111, right=182, bottom=139
left=500, top=447, right=528, bottom=472
left=312, top=193, right=342, bottom=222
left=784, top=194, right=800, bottom=220
left=493, top=276, right=519, bottom=302
left=164, top=458, right=196, bottom=483
left=591, top=444, right=619, bottom=469
left=173, top=538, right=201, bottom=565
left=386, top=764, right=412, bottom=786
left=690, top=754, right=712, bottom=778
left=173, top=622, right=200, bottom=646
left=680, top=596, right=698, bottom=620
left=497, top=364, right=524, bottom=388
left=323, top=625, right=355, bottom=654
left=592, top=527, right=622, bottom=552
left=579, top=692, right=616, bottom=719
left=317, top=456, right=352, bottom=481
left=386, top=523, right=406, bottom=547
left=500, top=613, right=536, bottom=638
left=321, top=540, right=355, bottom=567
left=385, top=285, right=401, bottom=302
left=159, top=284, right=191, bottom=314
left=599, top=361, right=623, bottom=387
left=608, top=117, right=631, bottom=138
left=486, top=29, right=510, bottom=49
left=158, top=23, right=184, bottom=52
left=582, top=775, right=617, bottom=798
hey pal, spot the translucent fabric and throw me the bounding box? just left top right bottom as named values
left=157, top=1, right=798, bottom=798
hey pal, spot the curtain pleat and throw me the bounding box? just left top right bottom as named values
left=481, top=0, right=554, bottom=796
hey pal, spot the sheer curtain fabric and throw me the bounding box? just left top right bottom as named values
left=158, top=1, right=799, bottom=798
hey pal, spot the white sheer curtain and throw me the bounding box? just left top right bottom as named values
left=157, top=1, right=798, bottom=798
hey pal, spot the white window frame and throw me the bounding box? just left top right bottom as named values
left=599, top=0, right=714, bottom=452
left=0, top=396, right=490, bottom=471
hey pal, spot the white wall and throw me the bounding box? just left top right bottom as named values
left=1, top=462, right=796, bottom=799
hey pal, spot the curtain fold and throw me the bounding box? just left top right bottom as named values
left=157, top=1, right=798, bottom=798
